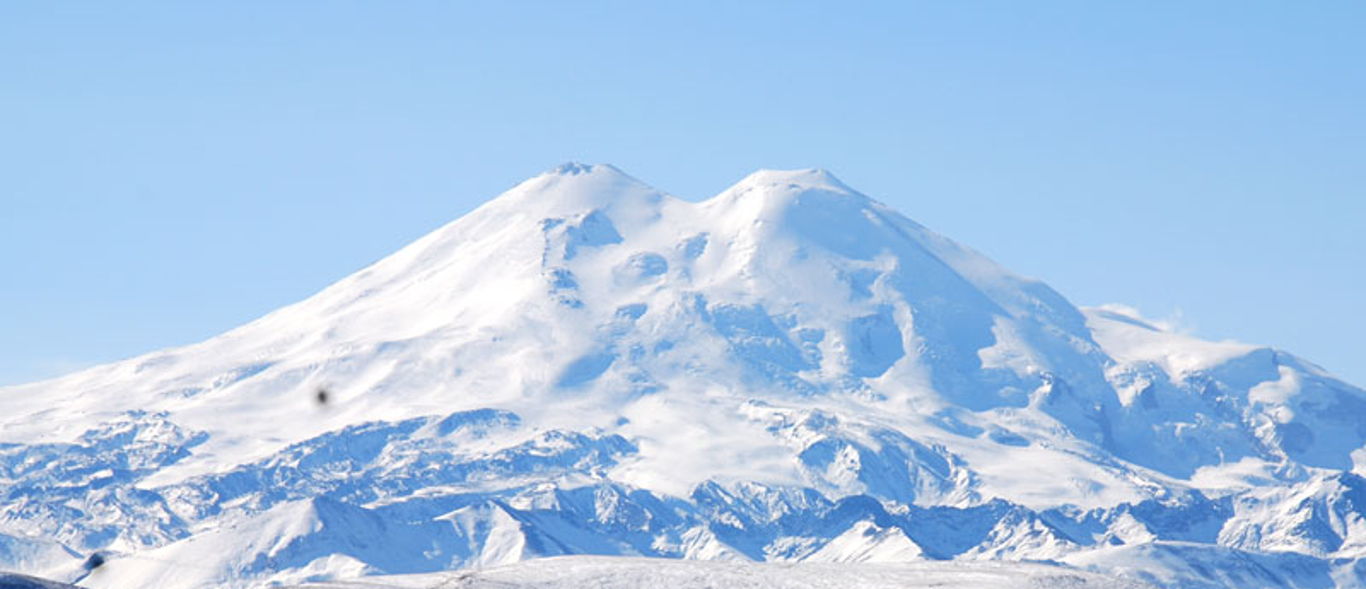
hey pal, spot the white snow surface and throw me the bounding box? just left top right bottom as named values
left=1, top=163, right=1365, bottom=588
left=294, top=555, right=1154, bottom=589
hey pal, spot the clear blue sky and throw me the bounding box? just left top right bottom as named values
left=2, top=2, right=1363, bottom=386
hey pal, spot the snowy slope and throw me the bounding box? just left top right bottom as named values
left=1, top=163, right=1364, bottom=588
left=293, top=555, right=1155, bottom=589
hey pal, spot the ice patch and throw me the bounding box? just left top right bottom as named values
left=845, top=308, right=904, bottom=378
left=541, top=209, right=623, bottom=262
left=614, top=252, right=668, bottom=284
left=614, top=304, right=648, bottom=322
left=556, top=352, right=616, bottom=388
left=678, top=233, right=708, bottom=260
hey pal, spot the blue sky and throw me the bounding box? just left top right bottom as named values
left=2, top=2, right=1363, bottom=386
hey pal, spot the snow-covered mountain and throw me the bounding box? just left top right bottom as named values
left=2, top=163, right=1364, bottom=588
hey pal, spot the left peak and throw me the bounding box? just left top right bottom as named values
left=481, top=163, right=662, bottom=216
left=544, top=162, right=623, bottom=177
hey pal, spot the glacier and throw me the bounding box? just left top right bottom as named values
left=1, top=163, right=1364, bottom=588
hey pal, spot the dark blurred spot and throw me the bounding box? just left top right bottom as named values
left=83, top=552, right=105, bottom=571
left=316, top=387, right=329, bottom=406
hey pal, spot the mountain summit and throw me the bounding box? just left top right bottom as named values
left=2, top=165, right=1364, bottom=588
